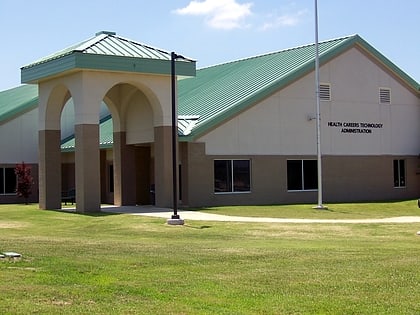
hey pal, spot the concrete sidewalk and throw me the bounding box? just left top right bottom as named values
left=101, top=205, right=420, bottom=224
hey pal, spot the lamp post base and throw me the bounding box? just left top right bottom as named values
left=312, top=205, right=329, bottom=210
left=167, top=216, right=185, bottom=225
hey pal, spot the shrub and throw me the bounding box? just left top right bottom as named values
left=15, top=162, right=33, bottom=204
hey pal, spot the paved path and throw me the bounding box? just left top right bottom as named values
left=102, top=205, right=420, bottom=224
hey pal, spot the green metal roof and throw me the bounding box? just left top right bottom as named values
left=60, top=115, right=199, bottom=152
left=21, top=31, right=196, bottom=84
left=0, top=84, right=38, bottom=124
left=2, top=34, right=419, bottom=147
left=177, top=34, right=420, bottom=141
left=61, top=114, right=113, bottom=152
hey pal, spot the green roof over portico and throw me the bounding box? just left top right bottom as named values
left=21, top=31, right=196, bottom=84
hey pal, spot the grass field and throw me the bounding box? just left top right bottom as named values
left=197, top=199, right=420, bottom=219
left=1, top=201, right=420, bottom=314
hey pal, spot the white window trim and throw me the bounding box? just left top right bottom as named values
left=286, top=159, right=318, bottom=192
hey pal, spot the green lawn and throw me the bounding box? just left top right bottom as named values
left=196, top=199, right=420, bottom=219
left=1, top=202, right=420, bottom=314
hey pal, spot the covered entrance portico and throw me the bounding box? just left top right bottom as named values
left=21, top=31, right=195, bottom=213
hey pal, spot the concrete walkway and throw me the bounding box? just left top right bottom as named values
left=101, top=205, right=420, bottom=224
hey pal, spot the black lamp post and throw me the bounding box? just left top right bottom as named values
left=168, top=52, right=192, bottom=225
left=170, top=51, right=180, bottom=220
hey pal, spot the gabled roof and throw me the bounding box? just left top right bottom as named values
left=178, top=34, right=420, bottom=140
left=21, top=31, right=195, bottom=84
left=2, top=34, right=419, bottom=146
left=0, top=84, right=38, bottom=124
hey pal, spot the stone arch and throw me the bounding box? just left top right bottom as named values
left=39, top=83, right=72, bottom=130
left=121, top=80, right=163, bottom=126
left=102, top=80, right=164, bottom=132
left=102, top=82, right=159, bottom=206
left=125, top=89, right=154, bottom=145
left=38, top=83, right=72, bottom=209
left=40, top=71, right=175, bottom=211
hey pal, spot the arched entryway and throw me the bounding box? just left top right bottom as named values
left=38, top=71, right=178, bottom=213
left=105, top=83, right=157, bottom=207
left=21, top=31, right=196, bottom=213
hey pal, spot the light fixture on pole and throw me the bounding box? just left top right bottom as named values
left=313, top=0, right=327, bottom=210
left=167, top=51, right=185, bottom=225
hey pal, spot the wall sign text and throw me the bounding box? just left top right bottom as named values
left=327, top=121, right=383, bottom=134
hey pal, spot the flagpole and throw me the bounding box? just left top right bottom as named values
left=314, top=0, right=327, bottom=209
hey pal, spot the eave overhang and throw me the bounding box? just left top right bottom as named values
left=21, top=52, right=196, bottom=84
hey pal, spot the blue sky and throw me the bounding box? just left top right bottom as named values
left=0, top=0, right=418, bottom=91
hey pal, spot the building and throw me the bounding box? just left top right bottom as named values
left=1, top=32, right=419, bottom=210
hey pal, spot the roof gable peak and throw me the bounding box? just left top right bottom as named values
left=22, top=31, right=174, bottom=69
left=179, top=34, right=419, bottom=140
left=201, top=34, right=359, bottom=70
left=21, top=31, right=196, bottom=84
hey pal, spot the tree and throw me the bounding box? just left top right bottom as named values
left=15, top=162, right=33, bottom=204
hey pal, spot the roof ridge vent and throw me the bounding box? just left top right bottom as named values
left=95, top=31, right=116, bottom=36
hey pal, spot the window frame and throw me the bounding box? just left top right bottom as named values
left=393, top=159, right=406, bottom=188
left=214, top=159, right=251, bottom=194
left=108, top=164, right=114, bottom=193
left=0, top=167, right=17, bottom=195
left=287, top=159, right=318, bottom=192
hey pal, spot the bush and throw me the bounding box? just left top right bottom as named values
left=15, top=162, right=33, bottom=204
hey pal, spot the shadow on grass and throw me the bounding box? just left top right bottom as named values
left=184, top=224, right=212, bottom=230
left=51, top=208, right=121, bottom=217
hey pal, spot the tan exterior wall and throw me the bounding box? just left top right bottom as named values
left=323, top=155, right=419, bottom=202
left=181, top=143, right=420, bottom=207
left=125, top=91, right=154, bottom=145
left=199, top=47, right=420, bottom=157
left=113, top=131, right=137, bottom=206
left=74, top=124, right=101, bottom=212
left=153, top=126, right=174, bottom=208
left=38, top=129, right=61, bottom=209
left=181, top=47, right=419, bottom=207
left=0, top=107, right=40, bottom=203
left=0, top=108, right=38, bottom=163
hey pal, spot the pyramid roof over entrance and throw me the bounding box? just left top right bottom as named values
left=21, top=31, right=195, bottom=84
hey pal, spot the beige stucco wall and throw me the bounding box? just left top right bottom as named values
left=125, top=90, right=154, bottom=144
left=0, top=108, right=38, bottom=163
left=181, top=47, right=419, bottom=207
left=38, top=70, right=172, bottom=132
left=198, top=47, right=420, bottom=156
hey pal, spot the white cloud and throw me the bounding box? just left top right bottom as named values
left=260, top=9, right=308, bottom=31
left=174, top=0, right=253, bottom=30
